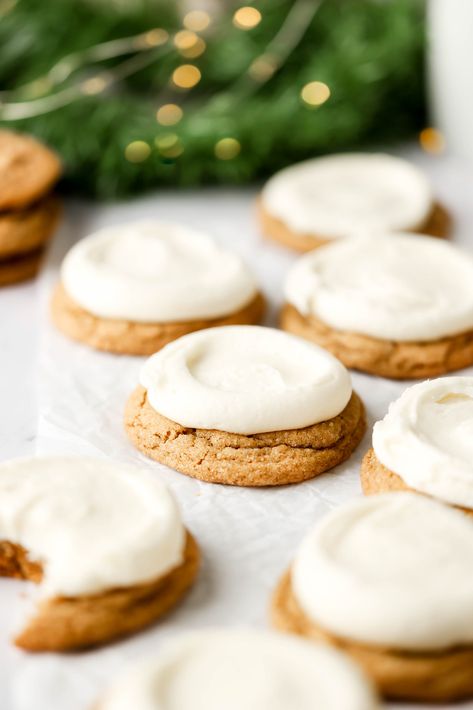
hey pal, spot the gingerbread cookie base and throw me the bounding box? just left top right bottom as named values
left=51, top=284, right=266, bottom=355
left=360, top=448, right=473, bottom=516
left=0, top=532, right=199, bottom=652
left=258, top=199, right=451, bottom=252
left=0, top=249, right=44, bottom=287
left=271, top=570, right=473, bottom=702
left=0, top=196, right=61, bottom=259
left=0, top=130, right=61, bottom=211
left=281, top=303, right=473, bottom=379
left=124, top=387, right=366, bottom=486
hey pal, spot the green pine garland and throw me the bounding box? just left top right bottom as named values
left=0, top=0, right=426, bottom=198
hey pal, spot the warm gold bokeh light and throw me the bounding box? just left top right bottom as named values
left=233, top=6, right=262, bottom=30
left=156, top=103, right=183, bottom=126
left=183, top=10, right=211, bottom=32
left=172, top=64, right=201, bottom=89
left=138, top=28, right=169, bottom=48
left=174, top=30, right=206, bottom=58
left=155, top=133, right=184, bottom=158
left=419, top=127, right=446, bottom=154
left=125, top=140, right=151, bottom=163
left=301, top=81, right=331, bottom=107
left=174, top=30, right=198, bottom=50
left=215, top=137, right=241, bottom=160
left=181, top=37, right=206, bottom=58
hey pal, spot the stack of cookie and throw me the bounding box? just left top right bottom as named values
left=0, top=130, right=61, bottom=287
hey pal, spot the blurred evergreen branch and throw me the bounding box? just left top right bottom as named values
left=0, top=0, right=426, bottom=198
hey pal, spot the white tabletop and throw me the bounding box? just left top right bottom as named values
left=1, top=147, right=473, bottom=709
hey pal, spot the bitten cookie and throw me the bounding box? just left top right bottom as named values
left=271, top=493, right=473, bottom=702
left=0, top=130, right=62, bottom=210
left=259, top=153, right=451, bottom=251
left=0, top=457, right=199, bottom=652
left=361, top=377, right=473, bottom=514
left=99, top=629, right=379, bottom=710
left=281, top=234, right=473, bottom=378
left=51, top=221, right=264, bottom=355
left=125, top=326, right=365, bottom=486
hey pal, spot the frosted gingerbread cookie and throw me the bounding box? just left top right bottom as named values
left=125, top=325, right=365, bottom=486
left=361, top=377, right=473, bottom=513
left=281, top=234, right=473, bottom=378
left=272, top=493, right=473, bottom=702
left=0, top=130, right=62, bottom=210
left=98, top=629, right=378, bottom=710
left=258, top=153, right=451, bottom=251
left=51, top=221, right=264, bottom=355
left=0, top=457, right=199, bottom=652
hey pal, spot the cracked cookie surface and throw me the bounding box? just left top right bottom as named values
left=281, top=303, right=473, bottom=379
left=124, top=387, right=366, bottom=486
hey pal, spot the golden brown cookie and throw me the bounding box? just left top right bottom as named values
left=0, top=532, right=199, bottom=652
left=0, top=195, right=61, bottom=259
left=0, top=130, right=62, bottom=210
left=271, top=569, right=473, bottom=702
left=124, top=387, right=366, bottom=486
left=0, top=248, right=44, bottom=287
left=360, top=448, right=473, bottom=516
left=281, top=303, right=473, bottom=379
left=258, top=199, right=451, bottom=252
left=51, top=283, right=266, bottom=355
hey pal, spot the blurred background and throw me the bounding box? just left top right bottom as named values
left=0, top=0, right=436, bottom=199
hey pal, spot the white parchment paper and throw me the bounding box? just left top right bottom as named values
left=1, top=151, right=473, bottom=710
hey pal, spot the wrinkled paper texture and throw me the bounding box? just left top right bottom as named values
left=1, top=158, right=473, bottom=709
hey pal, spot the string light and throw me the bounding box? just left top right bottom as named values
left=137, top=28, right=169, bottom=48
left=22, top=77, right=53, bottom=99
left=419, top=127, right=445, bottom=154
left=81, top=76, right=108, bottom=95
left=0, top=0, right=321, bottom=167
left=156, top=103, right=183, bottom=126
left=249, top=56, right=277, bottom=81
left=172, top=64, right=201, bottom=89
left=215, top=138, right=241, bottom=160
left=181, top=37, right=206, bottom=58
left=301, top=81, right=330, bottom=106
left=174, top=30, right=206, bottom=58
left=233, top=6, right=262, bottom=30
left=155, top=133, right=184, bottom=158
left=174, top=30, right=198, bottom=50
left=125, top=140, right=151, bottom=162
left=183, top=10, right=211, bottom=32
left=0, top=0, right=16, bottom=15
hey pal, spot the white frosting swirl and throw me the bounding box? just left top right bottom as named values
left=262, top=153, right=433, bottom=238
left=292, top=493, right=473, bottom=650
left=140, top=326, right=352, bottom=434
left=101, top=630, right=378, bottom=710
left=0, top=457, right=185, bottom=596
left=373, top=377, right=473, bottom=507
left=285, top=234, right=473, bottom=341
left=61, top=221, right=258, bottom=322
